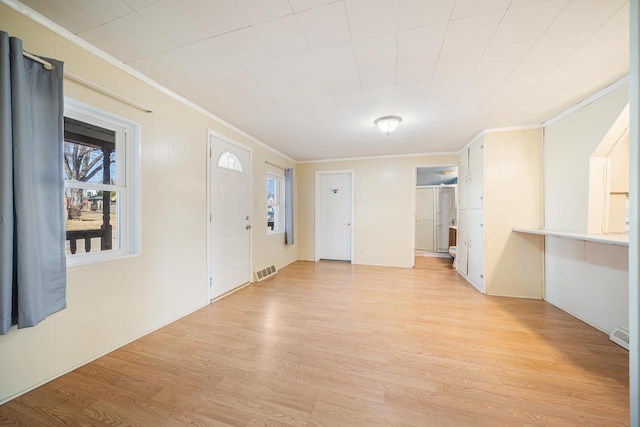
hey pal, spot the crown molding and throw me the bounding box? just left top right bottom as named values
left=297, top=150, right=460, bottom=164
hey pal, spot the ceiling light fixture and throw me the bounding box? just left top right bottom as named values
left=374, top=115, right=402, bottom=135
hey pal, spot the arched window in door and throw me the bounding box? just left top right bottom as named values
left=217, top=151, right=243, bottom=172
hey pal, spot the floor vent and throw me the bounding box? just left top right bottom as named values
left=255, top=265, right=277, bottom=282
left=609, top=327, right=629, bottom=350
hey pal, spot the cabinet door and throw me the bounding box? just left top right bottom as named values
left=468, top=209, right=484, bottom=292
left=469, top=139, right=483, bottom=209
left=456, top=210, right=468, bottom=276
left=459, top=149, right=469, bottom=210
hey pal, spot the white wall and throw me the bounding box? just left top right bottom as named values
left=543, top=84, right=629, bottom=334
left=545, top=237, right=628, bottom=334
left=545, top=84, right=629, bottom=232
left=298, top=154, right=459, bottom=268
left=0, top=4, right=297, bottom=403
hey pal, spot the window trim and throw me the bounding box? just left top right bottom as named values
left=267, top=172, right=285, bottom=235
left=64, top=98, right=141, bottom=267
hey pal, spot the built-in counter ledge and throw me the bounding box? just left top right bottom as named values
left=512, top=228, right=629, bottom=247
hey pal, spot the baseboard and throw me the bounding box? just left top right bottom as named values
left=543, top=298, right=612, bottom=335
left=456, top=271, right=485, bottom=294
left=415, top=251, right=452, bottom=258
left=210, top=281, right=252, bottom=303
left=0, top=301, right=209, bottom=405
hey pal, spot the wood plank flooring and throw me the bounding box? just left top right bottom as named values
left=0, top=261, right=629, bottom=426
left=414, top=256, right=454, bottom=271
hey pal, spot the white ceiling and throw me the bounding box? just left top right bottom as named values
left=19, top=0, right=629, bottom=161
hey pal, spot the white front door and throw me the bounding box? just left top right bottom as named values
left=316, top=172, right=352, bottom=262
left=209, top=136, right=251, bottom=299
left=415, top=187, right=436, bottom=251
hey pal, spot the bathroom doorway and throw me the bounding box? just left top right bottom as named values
left=414, top=166, right=458, bottom=269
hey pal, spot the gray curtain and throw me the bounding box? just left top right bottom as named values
left=284, top=168, right=294, bottom=245
left=0, top=31, right=66, bottom=335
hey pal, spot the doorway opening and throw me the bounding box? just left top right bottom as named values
left=414, top=166, right=458, bottom=270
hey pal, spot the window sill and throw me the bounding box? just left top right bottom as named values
left=67, top=251, right=141, bottom=268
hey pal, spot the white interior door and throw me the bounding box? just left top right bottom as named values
left=209, top=136, right=251, bottom=299
left=316, top=172, right=352, bottom=261
left=415, top=187, right=435, bottom=251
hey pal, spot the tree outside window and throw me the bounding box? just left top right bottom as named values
left=267, top=173, right=284, bottom=233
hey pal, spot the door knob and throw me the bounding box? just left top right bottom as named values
left=246, top=225, right=252, bottom=230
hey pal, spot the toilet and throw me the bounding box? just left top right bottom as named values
left=448, top=246, right=457, bottom=258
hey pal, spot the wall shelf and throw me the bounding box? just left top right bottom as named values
left=513, top=228, right=628, bottom=247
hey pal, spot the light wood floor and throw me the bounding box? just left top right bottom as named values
left=414, top=255, right=454, bottom=271
left=0, top=261, right=629, bottom=426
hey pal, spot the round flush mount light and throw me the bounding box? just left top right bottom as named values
left=374, top=115, right=402, bottom=135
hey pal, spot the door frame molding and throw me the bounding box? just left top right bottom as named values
left=206, top=128, right=253, bottom=302
left=412, top=164, right=459, bottom=267
left=314, top=170, right=355, bottom=263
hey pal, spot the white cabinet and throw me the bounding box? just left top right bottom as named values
left=468, top=139, right=484, bottom=209
left=457, top=136, right=483, bottom=292
left=467, top=209, right=484, bottom=292
left=456, top=128, right=543, bottom=298
left=459, top=148, right=469, bottom=210
left=457, top=210, right=468, bottom=276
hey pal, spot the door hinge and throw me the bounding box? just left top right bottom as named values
left=209, top=277, right=212, bottom=286
left=209, top=148, right=212, bottom=157
left=210, top=213, right=212, bottom=222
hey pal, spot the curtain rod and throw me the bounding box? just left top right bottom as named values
left=23, top=51, right=54, bottom=70
left=265, top=161, right=287, bottom=171
left=23, top=51, right=153, bottom=113
left=64, top=73, right=153, bottom=113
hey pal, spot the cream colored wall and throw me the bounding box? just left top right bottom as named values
left=545, top=84, right=629, bottom=232
left=483, top=129, right=544, bottom=298
left=607, top=136, right=630, bottom=232
left=253, top=157, right=297, bottom=271
left=0, top=4, right=296, bottom=403
left=297, top=154, right=459, bottom=268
